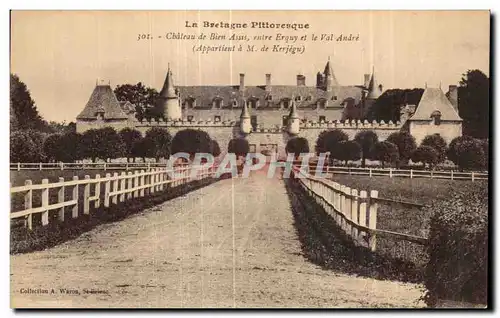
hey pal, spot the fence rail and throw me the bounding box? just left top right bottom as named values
left=10, top=165, right=215, bottom=230
left=10, top=162, right=180, bottom=171
left=291, top=166, right=429, bottom=251
left=306, top=165, right=488, bottom=182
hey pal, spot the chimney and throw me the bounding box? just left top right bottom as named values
left=364, top=74, right=371, bottom=88
left=239, top=73, right=245, bottom=91
left=448, top=85, right=458, bottom=111
left=296, top=74, right=306, bottom=86
left=265, top=74, right=271, bottom=92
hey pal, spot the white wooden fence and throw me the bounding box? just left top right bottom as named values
left=291, top=166, right=428, bottom=251
left=10, top=162, right=173, bottom=171
left=10, top=165, right=215, bottom=230
left=310, top=165, right=488, bottom=182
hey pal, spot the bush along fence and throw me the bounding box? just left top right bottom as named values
left=10, top=165, right=215, bottom=232
left=290, top=166, right=428, bottom=252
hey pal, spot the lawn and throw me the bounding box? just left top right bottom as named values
left=10, top=169, right=131, bottom=187
left=329, top=174, right=489, bottom=268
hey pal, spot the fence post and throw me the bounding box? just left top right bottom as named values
left=150, top=169, right=156, bottom=194
left=340, top=185, right=346, bottom=232
left=127, top=172, right=133, bottom=200
left=17, top=162, right=21, bottom=171
left=126, top=162, right=129, bottom=171
left=345, top=187, right=352, bottom=235
left=72, top=176, right=79, bottom=218
left=368, top=190, right=379, bottom=252
left=139, top=170, right=145, bottom=197
left=410, top=169, right=413, bottom=179
left=333, top=183, right=340, bottom=225
left=389, top=168, right=392, bottom=178
left=112, top=172, right=118, bottom=204
left=351, top=189, right=359, bottom=240
left=451, top=170, right=454, bottom=180
left=41, top=179, right=49, bottom=226
left=94, top=174, right=101, bottom=208
left=147, top=162, right=151, bottom=171
left=104, top=162, right=107, bottom=171
left=83, top=175, right=90, bottom=215
left=120, top=172, right=126, bottom=202
left=39, top=162, right=43, bottom=171
left=60, top=162, right=64, bottom=171
left=472, top=172, right=475, bottom=182
left=159, top=170, right=164, bottom=191
left=104, top=173, right=111, bottom=207
left=359, top=190, right=367, bottom=242
left=58, top=177, right=65, bottom=222
left=24, top=180, right=32, bottom=230
left=369, top=168, right=372, bottom=178
left=133, top=171, right=139, bottom=198
left=431, top=170, right=434, bottom=179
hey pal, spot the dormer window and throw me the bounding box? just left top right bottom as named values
left=232, top=100, right=238, bottom=107
left=248, top=97, right=259, bottom=109
left=295, top=96, right=302, bottom=102
left=332, top=96, right=338, bottom=101
left=282, top=98, right=291, bottom=109
left=212, top=96, right=223, bottom=109
left=306, top=95, right=312, bottom=101
left=317, top=98, right=327, bottom=109
left=266, top=95, right=272, bottom=101
left=431, top=110, right=442, bottom=125
left=185, top=97, right=196, bottom=109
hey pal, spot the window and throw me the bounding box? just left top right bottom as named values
left=282, top=115, right=288, bottom=127
left=185, top=97, right=195, bottom=108
left=332, top=96, right=338, bottom=101
left=319, top=116, right=326, bottom=122
left=295, top=96, right=302, bottom=101
left=306, top=95, right=312, bottom=101
left=187, top=115, right=194, bottom=122
left=213, top=97, right=223, bottom=109
left=251, top=115, right=258, bottom=131
left=431, top=110, right=442, bottom=125
left=266, top=95, right=272, bottom=101
left=249, top=99, right=258, bottom=109
left=232, top=100, right=238, bottom=107
left=317, top=99, right=327, bottom=109
left=214, top=115, right=221, bottom=122
left=282, top=99, right=290, bottom=109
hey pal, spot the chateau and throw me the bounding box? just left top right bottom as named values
left=76, top=59, right=463, bottom=157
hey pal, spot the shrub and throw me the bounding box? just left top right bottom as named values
left=143, top=127, right=172, bottom=161
left=337, top=140, right=361, bottom=165
left=228, top=138, right=249, bottom=157
left=421, top=134, right=447, bottom=163
left=447, top=136, right=485, bottom=170
left=424, top=184, right=488, bottom=306
left=119, top=128, right=143, bottom=162
left=411, top=146, right=439, bottom=169
left=80, top=127, right=126, bottom=162
left=354, top=130, right=379, bottom=168
left=372, top=141, right=399, bottom=168
left=386, top=131, right=417, bottom=166
left=209, top=139, right=221, bottom=157
left=171, top=129, right=211, bottom=159
left=43, top=134, right=63, bottom=162
left=286, top=137, right=310, bottom=158
left=315, top=129, right=348, bottom=156
left=10, top=129, right=45, bottom=163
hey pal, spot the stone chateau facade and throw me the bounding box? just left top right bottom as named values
left=76, top=59, right=463, bottom=158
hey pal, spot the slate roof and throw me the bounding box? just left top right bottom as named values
left=410, top=87, right=462, bottom=121
left=176, top=85, right=364, bottom=110
left=77, top=85, right=128, bottom=120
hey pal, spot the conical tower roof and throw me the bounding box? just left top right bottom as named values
left=323, top=58, right=339, bottom=86
left=160, top=65, right=177, bottom=99
left=240, top=100, right=250, bottom=118
left=289, top=100, right=299, bottom=119
left=366, top=66, right=382, bottom=99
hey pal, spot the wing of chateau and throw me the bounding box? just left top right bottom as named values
left=76, top=58, right=463, bottom=155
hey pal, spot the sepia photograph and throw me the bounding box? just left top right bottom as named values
left=9, top=10, right=489, bottom=309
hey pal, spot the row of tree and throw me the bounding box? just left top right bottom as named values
left=10, top=127, right=224, bottom=163
left=286, top=129, right=488, bottom=170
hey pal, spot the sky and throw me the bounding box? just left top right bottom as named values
left=10, top=10, right=490, bottom=123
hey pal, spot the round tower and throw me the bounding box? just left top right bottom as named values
left=159, top=65, right=181, bottom=120
left=287, top=100, right=300, bottom=135
left=240, top=99, right=252, bottom=135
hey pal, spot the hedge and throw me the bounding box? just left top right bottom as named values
left=424, top=184, right=488, bottom=306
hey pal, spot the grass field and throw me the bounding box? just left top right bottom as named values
left=329, top=174, right=489, bottom=268
left=10, top=169, right=131, bottom=187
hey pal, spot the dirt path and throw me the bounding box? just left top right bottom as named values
left=11, top=170, right=425, bottom=308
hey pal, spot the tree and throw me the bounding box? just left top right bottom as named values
left=386, top=131, right=417, bottom=167
left=58, top=132, right=83, bottom=162
left=10, top=129, right=45, bottom=163
left=315, top=129, right=348, bottom=162
left=114, top=83, right=160, bottom=121
left=411, top=146, right=439, bottom=169
left=209, top=139, right=221, bottom=157
left=80, top=128, right=125, bottom=162
left=171, top=129, right=212, bottom=159
left=354, top=130, right=379, bottom=167
left=10, top=74, right=50, bottom=132
left=458, top=70, right=489, bottom=139
left=421, top=134, right=447, bottom=163
left=447, top=136, right=485, bottom=170
left=228, top=138, right=249, bottom=157
left=143, top=127, right=172, bottom=162
left=43, top=134, right=64, bottom=162
left=337, top=140, right=361, bottom=165
left=119, top=128, right=143, bottom=162
left=366, top=88, right=424, bottom=122
left=372, top=141, right=399, bottom=168
left=286, top=137, right=310, bottom=158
